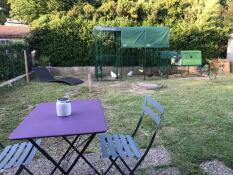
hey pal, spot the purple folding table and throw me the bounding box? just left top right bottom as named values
left=9, top=99, right=108, bottom=175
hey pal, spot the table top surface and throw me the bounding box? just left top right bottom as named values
left=9, top=99, right=108, bottom=140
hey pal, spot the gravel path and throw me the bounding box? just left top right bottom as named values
left=146, top=167, right=180, bottom=175
left=3, top=146, right=176, bottom=175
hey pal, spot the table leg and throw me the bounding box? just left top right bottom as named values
left=50, top=136, right=80, bottom=175
left=28, top=139, right=67, bottom=175
left=66, top=134, right=96, bottom=174
left=62, top=136, right=101, bottom=175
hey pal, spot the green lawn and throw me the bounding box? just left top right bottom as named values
left=0, top=76, right=233, bottom=175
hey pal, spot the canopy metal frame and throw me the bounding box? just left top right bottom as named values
left=93, top=26, right=170, bottom=81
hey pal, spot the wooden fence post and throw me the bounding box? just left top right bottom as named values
left=88, top=68, right=92, bottom=92
left=24, top=50, right=29, bottom=83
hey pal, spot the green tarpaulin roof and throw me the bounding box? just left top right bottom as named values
left=121, top=27, right=169, bottom=48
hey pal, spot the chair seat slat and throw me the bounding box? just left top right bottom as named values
left=23, top=139, right=42, bottom=165
left=0, top=145, right=12, bottom=163
left=14, top=142, right=33, bottom=167
left=4, top=142, right=27, bottom=169
left=126, top=135, right=142, bottom=158
left=0, top=144, right=19, bottom=169
left=119, top=135, right=134, bottom=157
left=106, top=135, right=118, bottom=158
left=113, top=134, right=127, bottom=157
left=99, top=135, right=109, bottom=158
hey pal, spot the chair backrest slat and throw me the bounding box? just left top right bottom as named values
left=132, top=96, right=164, bottom=138
left=141, top=96, right=164, bottom=128
left=144, top=96, right=164, bottom=113
left=142, top=105, right=161, bottom=125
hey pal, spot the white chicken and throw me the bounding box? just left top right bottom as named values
left=127, top=70, right=133, bottom=77
left=111, top=71, right=119, bottom=79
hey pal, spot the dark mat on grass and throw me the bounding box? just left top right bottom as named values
left=32, top=67, right=84, bottom=86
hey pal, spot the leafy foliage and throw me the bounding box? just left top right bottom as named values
left=8, top=0, right=233, bottom=66
left=0, top=43, right=29, bottom=81
left=0, top=0, right=9, bottom=24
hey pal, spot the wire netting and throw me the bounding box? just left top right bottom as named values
left=0, top=44, right=31, bottom=81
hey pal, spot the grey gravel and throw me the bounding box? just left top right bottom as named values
left=134, top=82, right=163, bottom=90
left=200, top=160, right=233, bottom=175
left=4, top=146, right=172, bottom=175
left=156, top=167, right=180, bottom=175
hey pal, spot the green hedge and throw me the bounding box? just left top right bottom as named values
left=0, top=43, right=29, bottom=81
left=24, top=0, right=230, bottom=66
left=26, top=15, right=96, bottom=66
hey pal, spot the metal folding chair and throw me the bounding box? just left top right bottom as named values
left=0, top=139, right=41, bottom=175
left=99, top=96, right=164, bottom=175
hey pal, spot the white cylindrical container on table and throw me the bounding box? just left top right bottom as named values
left=56, top=98, right=71, bottom=117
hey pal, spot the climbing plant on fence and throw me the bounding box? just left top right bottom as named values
left=0, top=43, right=29, bottom=81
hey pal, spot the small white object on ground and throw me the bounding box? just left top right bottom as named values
left=127, top=71, right=133, bottom=77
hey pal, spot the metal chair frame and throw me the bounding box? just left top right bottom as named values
left=100, top=96, right=164, bottom=175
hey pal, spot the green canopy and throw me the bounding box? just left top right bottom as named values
left=121, top=27, right=169, bottom=48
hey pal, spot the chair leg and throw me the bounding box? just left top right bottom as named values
left=109, top=157, right=126, bottom=175
left=0, top=143, right=4, bottom=149
left=23, top=166, right=34, bottom=175
left=105, top=157, right=136, bottom=175
left=16, top=165, right=34, bottom=175
left=104, top=157, right=118, bottom=175
left=15, top=166, right=23, bottom=175
left=119, top=157, right=134, bottom=173
left=129, top=157, right=146, bottom=175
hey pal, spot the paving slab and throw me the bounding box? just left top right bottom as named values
left=200, top=160, right=233, bottom=175
left=146, top=167, right=180, bottom=175
left=134, top=82, right=163, bottom=90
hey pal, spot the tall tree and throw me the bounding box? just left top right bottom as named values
left=0, top=0, right=9, bottom=24
left=8, top=0, right=85, bottom=23
left=8, top=0, right=48, bottom=23
left=223, top=0, right=233, bottom=31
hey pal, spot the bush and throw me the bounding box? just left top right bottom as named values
left=170, top=26, right=229, bottom=63
left=0, top=43, right=29, bottom=81
left=27, top=15, right=95, bottom=66
left=24, top=0, right=230, bottom=66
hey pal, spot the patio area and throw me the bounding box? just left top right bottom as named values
left=0, top=75, right=233, bottom=174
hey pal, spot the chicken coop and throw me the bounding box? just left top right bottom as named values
left=93, top=26, right=170, bottom=81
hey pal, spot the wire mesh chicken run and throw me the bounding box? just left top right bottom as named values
left=93, top=26, right=170, bottom=81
